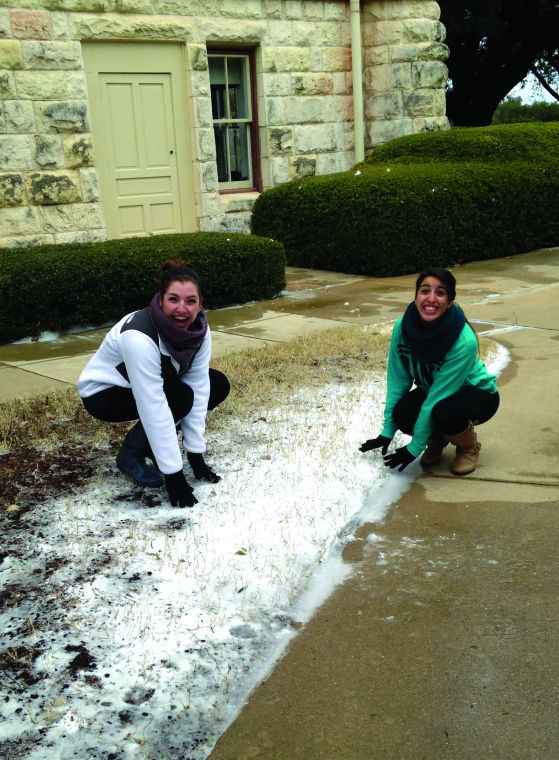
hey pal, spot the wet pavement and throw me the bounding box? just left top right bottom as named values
left=208, top=248, right=559, bottom=760
left=2, top=247, right=559, bottom=758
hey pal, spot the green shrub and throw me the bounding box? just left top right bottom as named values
left=251, top=123, right=559, bottom=277
left=0, top=232, right=286, bottom=343
left=363, top=122, right=559, bottom=165
left=492, top=97, right=559, bottom=125
left=252, top=162, right=559, bottom=276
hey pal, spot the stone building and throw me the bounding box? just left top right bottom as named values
left=0, top=1, right=449, bottom=248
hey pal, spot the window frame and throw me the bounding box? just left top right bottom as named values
left=207, top=47, right=262, bottom=193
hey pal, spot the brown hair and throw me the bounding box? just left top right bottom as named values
left=415, top=267, right=456, bottom=302
left=158, top=259, right=202, bottom=301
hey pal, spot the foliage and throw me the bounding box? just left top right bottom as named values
left=439, top=0, right=559, bottom=125
left=530, top=46, right=559, bottom=102
left=492, top=97, right=559, bottom=124
left=250, top=124, right=559, bottom=278
left=364, top=122, right=559, bottom=164
left=0, top=232, right=286, bottom=343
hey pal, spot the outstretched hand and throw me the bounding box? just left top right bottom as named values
left=164, top=471, right=198, bottom=507
left=359, top=435, right=391, bottom=455
left=187, top=452, right=221, bottom=483
left=383, top=446, right=415, bottom=472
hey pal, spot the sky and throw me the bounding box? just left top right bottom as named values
left=507, top=71, right=557, bottom=103
left=0, top=335, right=508, bottom=760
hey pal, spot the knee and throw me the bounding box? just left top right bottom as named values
left=208, top=369, right=230, bottom=410
left=392, top=405, right=414, bottom=436
left=165, top=380, right=194, bottom=421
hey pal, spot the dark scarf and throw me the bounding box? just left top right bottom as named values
left=149, top=294, right=208, bottom=371
left=401, top=301, right=465, bottom=364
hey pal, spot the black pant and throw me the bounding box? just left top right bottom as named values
left=392, top=387, right=500, bottom=437
left=82, top=368, right=230, bottom=424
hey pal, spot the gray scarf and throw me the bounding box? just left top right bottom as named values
left=149, top=294, right=208, bottom=371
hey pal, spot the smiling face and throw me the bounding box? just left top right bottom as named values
left=414, top=276, right=452, bottom=324
left=159, top=280, right=201, bottom=330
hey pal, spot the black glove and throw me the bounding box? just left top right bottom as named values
left=164, top=471, right=197, bottom=507
left=359, top=435, right=391, bottom=455
left=383, top=446, right=415, bottom=472
left=187, top=452, right=221, bottom=483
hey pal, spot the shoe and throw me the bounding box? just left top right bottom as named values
left=420, top=432, right=448, bottom=467
left=446, top=422, right=481, bottom=476
left=116, top=421, right=163, bottom=488
left=187, top=452, right=221, bottom=483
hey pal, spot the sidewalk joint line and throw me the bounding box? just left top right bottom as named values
left=431, top=474, right=558, bottom=488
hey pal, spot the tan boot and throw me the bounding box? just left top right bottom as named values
left=420, top=432, right=448, bottom=467
left=446, top=422, right=481, bottom=475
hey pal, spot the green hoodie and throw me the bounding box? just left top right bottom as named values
left=381, top=316, right=498, bottom=458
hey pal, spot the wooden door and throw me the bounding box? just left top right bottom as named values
left=83, top=43, right=196, bottom=239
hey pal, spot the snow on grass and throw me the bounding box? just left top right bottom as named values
left=0, top=342, right=509, bottom=760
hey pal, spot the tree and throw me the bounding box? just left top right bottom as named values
left=492, top=97, right=559, bottom=124
left=530, top=48, right=559, bottom=102
left=439, top=1, right=559, bottom=126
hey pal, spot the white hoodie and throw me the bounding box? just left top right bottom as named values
left=78, top=311, right=211, bottom=474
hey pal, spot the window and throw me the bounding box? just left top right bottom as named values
left=208, top=51, right=260, bottom=191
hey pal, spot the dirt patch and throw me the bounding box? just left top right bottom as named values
left=1, top=445, right=99, bottom=511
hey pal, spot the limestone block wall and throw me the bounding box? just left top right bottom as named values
left=0, top=9, right=102, bottom=248
left=0, top=1, right=448, bottom=247
left=362, top=0, right=449, bottom=150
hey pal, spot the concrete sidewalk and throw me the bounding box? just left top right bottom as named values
left=2, top=248, right=559, bottom=759
left=207, top=248, right=559, bottom=760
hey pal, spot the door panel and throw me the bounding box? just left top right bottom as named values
left=120, top=205, right=145, bottom=237
left=140, top=83, right=171, bottom=167
left=106, top=82, right=138, bottom=169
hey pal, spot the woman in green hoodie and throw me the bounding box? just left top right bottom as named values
left=360, top=267, right=499, bottom=475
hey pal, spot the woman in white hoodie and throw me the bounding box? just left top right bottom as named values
left=78, top=259, right=229, bottom=507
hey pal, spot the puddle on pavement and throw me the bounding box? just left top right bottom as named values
left=207, top=307, right=283, bottom=330
left=284, top=267, right=366, bottom=291
left=0, top=329, right=109, bottom=364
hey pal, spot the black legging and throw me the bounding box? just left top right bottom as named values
left=392, top=387, right=500, bottom=437
left=82, top=368, right=230, bottom=423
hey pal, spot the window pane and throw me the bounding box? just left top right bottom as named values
left=228, top=123, right=250, bottom=182
left=213, top=124, right=228, bottom=181
left=209, top=52, right=255, bottom=186
left=209, top=57, right=227, bottom=119
left=226, top=57, right=249, bottom=119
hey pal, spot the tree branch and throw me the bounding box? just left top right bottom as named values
left=529, top=66, right=559, bottom=102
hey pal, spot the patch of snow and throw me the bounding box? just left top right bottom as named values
left=0, top=375, right=407, bottom=759
left=0, top=342, right=508, bottom=759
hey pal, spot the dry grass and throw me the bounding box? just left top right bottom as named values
left=0, top=324, right=393, bottom=510
left=211, top=323, right=391, bottom=418
left=0, top=323, right=497, bottom=452
left=0, top=389, right=104, bottom=452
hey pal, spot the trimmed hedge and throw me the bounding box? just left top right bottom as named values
left=251, top=123, right=559, bottom=277
left=363, top=122, right=559, bottom=165
left=0, top=232, right=286, bottom=343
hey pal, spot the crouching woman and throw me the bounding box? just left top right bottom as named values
left=78, top=260, right=230, bottom=507
left=360, top=268, right=499, bottom=475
